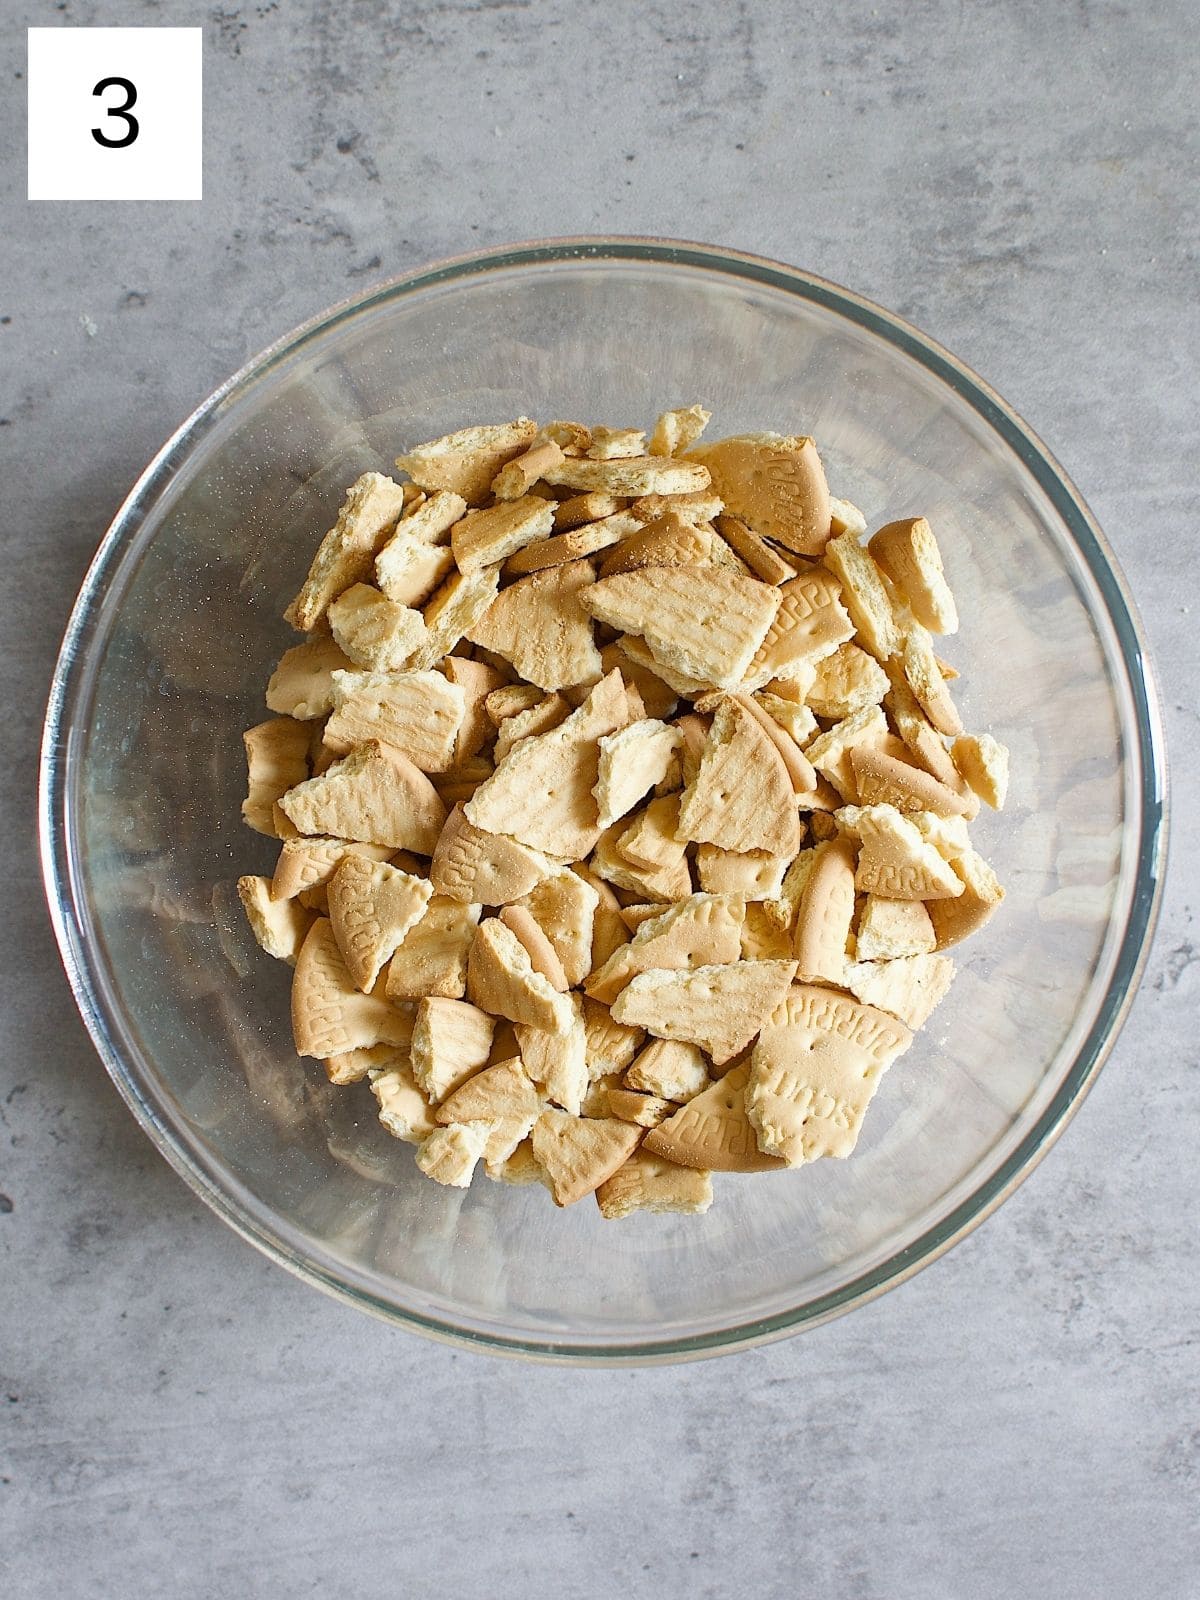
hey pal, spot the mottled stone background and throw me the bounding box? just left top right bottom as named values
left=2, top=2, right=1197, bottom=1596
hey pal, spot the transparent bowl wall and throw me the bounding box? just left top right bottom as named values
left=42, top=242, right=1164, bottom=1361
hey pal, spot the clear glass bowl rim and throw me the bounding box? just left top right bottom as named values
left=39, top=236, right=1168, bottom=1364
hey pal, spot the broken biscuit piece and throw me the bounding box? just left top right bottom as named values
left=951, top=733, right=1009, bottom=810
left=841, top=953, right=956, bottom=1032
left=647, top=405, right=711, bottom=457
left=323, top=669, right=465, bottom=770
left=467, top=916, right=574, bottom=1033
left=395, top=419, right=538, bottom=505
left=594, top=719, right=682, bottom=830
left=410, top=995, right=496, bottom=1103
left=266, top=636, right=356, bottom=721
left=288, top=472, right=410, bottom=632
left=327, top=854, right=433, bottom=992
left=823, top=532, right=901, bottom=662
left=868, top=516, right=958, bottom=634
left=846, top=803, right=965, bottom=900
left=291, top=918, right=413, bottom=1059
left=243, top=718, right=311, bottom=836
left=238, top=875, right=313, bottom=963
left=468, top=558, right=602, bottom=691
left=585, top=892, right=745, bottom=1005
left=584, top=565, right=780, bottom=692
left=532, top=1110, right=642, bottom=1207
left=747, top=984, right=912, bottom=1164
left=386, top=895, right=481, bottom=1000
left=451, top=495, right=558, bottom=575
left=855, top=895, right=937, bottom=961
left=595, top=1149, right=713, bottom=1217
left=684, top=434, right=832, bottom=556
left=279, top=741, right=446, bottom=853
left=643, top=1064, right=784, bottom=1172
left=415, top=1122, right=491, bottom=1187
left=677, top=697, right=802, bottom=856
left=540, top=455, right=712, bottom=497
left=611, top=959, right=797, bottom=1065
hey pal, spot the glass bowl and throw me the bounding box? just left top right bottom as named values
left=40, top=239, right=1166, bottom=1363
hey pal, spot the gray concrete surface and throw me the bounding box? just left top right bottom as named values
left=2, top=2, right=1197, bottom=1596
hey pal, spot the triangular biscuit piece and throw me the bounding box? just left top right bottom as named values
left=430, top=804, right=557, bottom=905
left=498, top=905, right=569, bottom=991
left=807, top=642, right=890, bottom=720
left=743, top=569, right=854, bottom=689
left=851, top=804, right=965, bottom=900
left=590, top=811, right=690, bottom=903
left=677, top=698, right=802, bottom=855
left=291, top=919, right=413, bottom=1058
left=584, top=565, right=780, bottom=690
left=468, top=558, right=602, bottom=691
left=327, top=854, right=433, bottom=991
left=493, top=695, right=570, bottom=762
left=596, top=511, right=713, bottom=577
left=467, top=918, right=574, bottom=1033
left=746, top=983, right=912, bottom=1164
left=642, top=1064, right=783, bottom=1172
left=530, top=1110, right=643, bottom=1207
left=279, top=741, right=446, bottom=853
left=436, top=1056, right=540, bottom=1125
left=684, top=433, right=831, bottom=555
left=611, top=959, right=797, bottom=1065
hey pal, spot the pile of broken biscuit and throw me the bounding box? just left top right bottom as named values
left=237, top=408, right=1008, bottom=1219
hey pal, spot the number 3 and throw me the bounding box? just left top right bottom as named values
left=92, top=77, right=139, bottom=149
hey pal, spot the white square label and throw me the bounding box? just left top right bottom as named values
left=28, top=27, right=203, bottom=201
